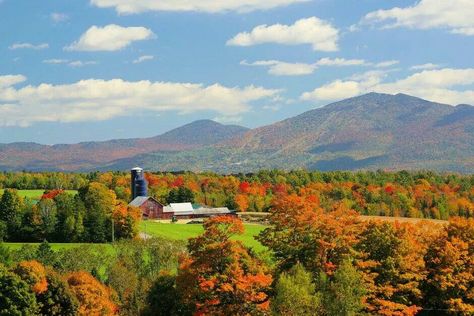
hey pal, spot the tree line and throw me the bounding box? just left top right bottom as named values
left=2, top=170, right=472, bottom=220
left=0, top=183, right=140, bottom=243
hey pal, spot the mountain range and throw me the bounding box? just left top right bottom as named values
left=1, top=93, right=473, bottom=173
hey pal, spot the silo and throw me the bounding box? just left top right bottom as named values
left=131, top=167, right=148, bottom=200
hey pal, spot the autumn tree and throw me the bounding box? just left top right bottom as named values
left=66, top=271, right=117, bottom=316
left=177, top=216, right=272, bottom=315
left=258, top=194, right=361, bottom=274
left=112, top=202, right=141, bottom=240
left=271, top=263, right=321, bottom=316
left=36, top=269, right=79, bottom=316
left=355, top=221, right=424, bottom=315
left=422, top=217, right=474, bottom=314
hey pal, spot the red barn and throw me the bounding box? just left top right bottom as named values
left=129, top=196, right=170, bottom=219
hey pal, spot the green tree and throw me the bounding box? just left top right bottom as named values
left=0, top=189, right=24, bottom=240
left=0, top=264, right=38, bottom=315
left=143, top=273, right=189, bottom=316
left=79, top=182, right=116, bottom=243
left=272, top=263, right=321, bottom=316
left=36, top=199, right=58, bottom=240
left=166, top=187, right=195, bottom=204
left=320, top=259, right=365, bottom=316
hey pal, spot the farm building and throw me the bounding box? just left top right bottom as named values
left=129, top=197, right=234, bottom=219
left=128, top=167, right=235, bottom=219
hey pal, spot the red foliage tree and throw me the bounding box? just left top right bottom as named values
left=177, top=216, right=272, bottom=315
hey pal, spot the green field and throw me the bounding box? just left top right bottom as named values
left=2, top=221, right=267, bottom=252
left=0, top=189, right=77, bottom=201
left=140, top=221, right=267, bottom=252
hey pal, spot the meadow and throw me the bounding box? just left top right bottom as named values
left=140, top=221, right=267, bottom=252
left=0, top=189, right=77, bottom=201
left=2, top=221, right=267, bottom=252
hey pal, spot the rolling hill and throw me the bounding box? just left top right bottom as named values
left=0, top=93, right=473, bottom=172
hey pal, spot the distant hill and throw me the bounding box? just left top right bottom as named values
left=0, top=93, right=472, bottom=172
left=0, top=120, right=249, bottom=171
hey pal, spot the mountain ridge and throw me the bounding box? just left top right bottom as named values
left=0, top=93, right=472, bottom=173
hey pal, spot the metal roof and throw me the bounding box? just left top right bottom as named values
left=129, top=196, right=150, bottom=207
left=169, top=202, right=194, bottom=213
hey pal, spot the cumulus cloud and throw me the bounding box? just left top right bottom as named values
left=0, top=76, right=280, bottom=127
left=50, top=12, right=69, bottom=22
left=301, top=68, right=474, bottom=105
left=9, top=43, right=49, bottom=50
left=227, top=17, right=340, bottom=52
left=65, top=24, right=154, bottom=51
left=133, top=55, right=154, bottom=64
left=241, top=58, right=390, bottom=76
left=90, top=0, right=309, bottom=14
left=362, top=0, right=474, bottom=36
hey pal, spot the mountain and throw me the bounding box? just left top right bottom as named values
left=103, top=93, right=474, bottom=173
left=0, top=93, right=472, bottom=172
left=0, top=120, right=249, bottom=171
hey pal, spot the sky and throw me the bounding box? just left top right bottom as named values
left=0, top=0, right=473, bottom=144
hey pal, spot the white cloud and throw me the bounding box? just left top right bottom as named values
left=316, top=58, right=366, bottom=66
left=133, top=55, right=154, bottom=64
left=241, top=60, right=317, bottom=76
left=410, top=63, right=441, bottom=70
left=227, top=17, right=340, bottom=52
left=9, top=43, right=49, bottom=50
left=43, top=59, right=69, bottom=64
left=301, top=68, right=474, bottom=105
left=90, top=0, right=309, bottom=14
left=374, top=60, right=399, bottom=68
left=0, top=76, right=280, bottom=127
left=68, top=61, right=98, bottom=67
left=65, top=24, right=154, bottom=51
left=0, top=75, right=27, bottom=88
left=51, top=12, right=69, bottom=22
left=241, top=58, right=380, bottom=76
left=362, top=0, right=474, bottom=36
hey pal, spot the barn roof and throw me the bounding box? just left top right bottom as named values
left=129, top=196, right=149, bottom=207
left=169, top=202, right=194, bottom=213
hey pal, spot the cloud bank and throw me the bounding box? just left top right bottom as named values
left=301, top=68, right=474, bottom=105
left=0, top=76, right=280, bottom=127
left=362, top=0, right=474, bottom=36
left=90, top=0, right=309, bottom=14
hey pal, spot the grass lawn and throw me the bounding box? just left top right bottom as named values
left=0, top=189, right=77, bottom=201
left=140, top=221, right=267, bottom=252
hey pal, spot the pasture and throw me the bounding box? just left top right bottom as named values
left=0, top=189, right=77, bottom=201
left=140, top=221, right=267, bottom=252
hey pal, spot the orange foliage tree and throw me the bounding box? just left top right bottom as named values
left=113, top=202, right=141, bottom=239
left=66, top=271, right=118, bottom=316
left=177, top=216, right=272, bottom=315
left=13, top=260, right=48, bottom=294
left=422, top=217, right=474, bottom=314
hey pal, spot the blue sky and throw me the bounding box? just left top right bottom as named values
left=0, top=0, right=473, bottom=144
